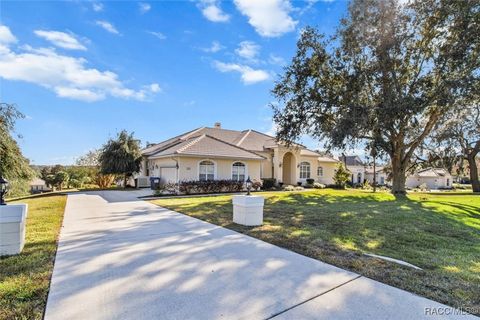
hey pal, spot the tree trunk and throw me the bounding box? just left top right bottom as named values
left=124, top=174, right=128, bottom=188
left=391, top=153, right=407, bottom=195
left=467, top=154, right=480, bottom=193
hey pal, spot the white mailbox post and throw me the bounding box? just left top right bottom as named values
left=0, top=204, right=28, bottom=256
left=232, top=195, right=264, bottom=226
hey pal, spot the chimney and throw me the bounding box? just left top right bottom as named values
left=214, top=122, right=221, bottom=128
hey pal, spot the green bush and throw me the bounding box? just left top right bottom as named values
left=177, top=180, right=244, bottom=195
left=333, top=163, right=350, bottom=188
left=261, top=178, right=276, bottom=190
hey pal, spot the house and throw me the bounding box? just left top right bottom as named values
left=339, top=155, right=366, bottom=185
left=406, top=168, right=453, bottom=190
left=29, top=178, right=51, bottom=194
left=138, top=123, right=339, bottom=186
left=364, top=166, right=389, bottom=186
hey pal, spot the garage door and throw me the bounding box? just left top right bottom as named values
left=160, top=167, right=177, bottom=183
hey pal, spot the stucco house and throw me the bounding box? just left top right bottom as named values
left=406, top=168, right=453, bottom=190
left=30, top=178, right=51, bottom=194
left=365, top=166, right=389, bottom=186
left=339, top=155, right=366, bottom=185
left=137, top=123, right=339, bottom=186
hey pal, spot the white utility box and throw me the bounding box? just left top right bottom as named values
left=0, top=204, right=28, bottom=256
left=232, top=195, right=264, bottom=226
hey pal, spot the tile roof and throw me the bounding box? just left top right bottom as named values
left=339, top=155, right=365, bottom=166
left=147, top=134, right=265, bottom=160
left=142, top=126, right=334, bottom=161
left=416, top=168, right=450, bottom=177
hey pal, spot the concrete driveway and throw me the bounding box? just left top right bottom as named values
left=45, top=191, right=476, bottom=320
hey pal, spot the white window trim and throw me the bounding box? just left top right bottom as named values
left=198, top=159, right=217, bottom=181
left=317, top=166, right=323, bottom=177
left=299, top=161, right=311, bottom=179
left=231, top=161, right=248, bottom=181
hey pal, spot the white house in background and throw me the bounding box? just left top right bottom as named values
left=29, top=178, right=50, bottom=194
left=339, top=155, right=366, bottom=184
left=406, top=168, right=453, bottom=190
left=339, top=155, right=390, bottom=186
left=137, top=123, right=339, bottom=186
left=365, top=166, right=389, bottom=186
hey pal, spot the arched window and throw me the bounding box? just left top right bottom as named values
left=317, top=166, right=323, bottom=177
left=299, top=162, right=311, bottom=179
left=199, top=160, right=215, bottom=181
left=232, top=162, right=246, bottom=181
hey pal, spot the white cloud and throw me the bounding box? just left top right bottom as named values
left=0, top=25, right=17, bottom=44
left=268, top=53, right=285, bottom=65
left=202, top=41, right=224, bottom=53
left=235, top=41, right=260, bottom=61
left=0, top=26, right=159, bottom=102
left=149, top=83, right=161, bottom=93
left=95, top=20, right=119, bottom=34
left=213, top=61, right=270, bottom=84
left=34, top=30, right=86, bottom=51
left=147, top=31, right=166, bottom=40
left=139, top=2, right=151, bottom=13
left=233, top=0, right=297, bottom=37
left=92, top=2, right=104, bottom=12
left=198, top=0, right=230, bottom=22
left=55, top=87, right=105, bottom=102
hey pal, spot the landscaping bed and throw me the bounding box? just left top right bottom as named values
left=0, top=195, right=67, bottom=320
left=151, top=189, right=480, bottom=314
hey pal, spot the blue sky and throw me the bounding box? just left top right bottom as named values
left=1, top=0, right=348, bottom=165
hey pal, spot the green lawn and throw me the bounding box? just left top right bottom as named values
left=151, top=189, right=480, bottom=314
left=0, top=195, right=67, bottom=320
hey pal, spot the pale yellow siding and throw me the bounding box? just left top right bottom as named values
left=178, top=157, right=262, bottom=182
left=256, top=151, right=273, bottom=179
left=299, top=155, right=337, bottom=185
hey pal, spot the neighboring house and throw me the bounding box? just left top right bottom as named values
left=339, top=155, right=366, bottom=184
left=30, top=178, right=51, bottom=194
left=365, top=166, right=389, bottom=186
left=138, top=123, right=339, bottom=186
left=406, top=168, right=453, bottom=189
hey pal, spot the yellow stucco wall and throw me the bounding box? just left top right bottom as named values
left=299, top=156, right=337, bottom=185
left=177, top=157, right=262, bottom=182
left=143, top=153, right=337, bottom=185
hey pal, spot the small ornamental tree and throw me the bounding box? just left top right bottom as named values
left=333, top=163, right=351, bottom=189
left=54, top=171, right=69, bottom=190
left=99, top=130, right=142, bottom=187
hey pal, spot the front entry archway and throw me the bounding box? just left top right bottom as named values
left=282, top=152, right=296, bottom=185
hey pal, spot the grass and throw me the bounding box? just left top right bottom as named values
left=151, top=189, right=480, bottom=314
left=0, top=195, right=67, bottom=320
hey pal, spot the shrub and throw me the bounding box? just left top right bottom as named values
left=333, top=163, right=350, bottom=188
left=297, top=181, right=303, bottom=186
left=261, top=178, right=276, bottom=190
left=362, top=180, right=372, bottom=190
left=177, top=180, right=244, bottom=194
left=306, top=178, right=315, bottom=185
left=283, top=185, right=295, bottom=191
left=419, top=183, right=428, bottom=192
left=294, top=186, right=304, bottom=191
left=313, top=182, right=325, bottom=189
